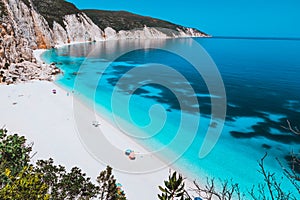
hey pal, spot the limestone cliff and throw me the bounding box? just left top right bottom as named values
left=0, top=0, right=61, bottom=84
left=0, top=0, right=208, bottom=84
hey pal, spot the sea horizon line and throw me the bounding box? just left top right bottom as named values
left=208, top=36, right=300, bottom=41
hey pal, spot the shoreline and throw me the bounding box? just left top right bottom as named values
left=0, top=45, right=200, bottom=199
left=32, top=49, right=47, bottom=64
left=33, top=47, right=171, bottom=170
left=0, top=80, right=172, bottom=199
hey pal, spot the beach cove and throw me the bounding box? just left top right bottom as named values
left=0, top=48, right=196, bottom=199
left=1, top=37, right=300, bottom=199
left=41, top=37, right=300, bottom=197
left=0, top=81, right=184, bottom=200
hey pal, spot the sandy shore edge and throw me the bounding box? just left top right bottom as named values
left=0, top=48, right=200, bottom=199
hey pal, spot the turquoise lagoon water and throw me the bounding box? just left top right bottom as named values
left=42, top=38, right=300, bottom=196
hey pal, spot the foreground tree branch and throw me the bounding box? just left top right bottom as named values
left=191, top=178, right=244, bottom=200
left=0, top=128, right=126, bottom=199
left=250, top=153, right=297, bottom=200
left=281, top=120, right=300, bottom=135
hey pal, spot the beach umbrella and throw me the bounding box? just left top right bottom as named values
left=129, top=152, right=136, bottom=160
left=125, top=149, right=132, bottom=156
left=116, top=183, right=122, bottom=188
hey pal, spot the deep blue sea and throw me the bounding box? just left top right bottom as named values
left=42, top=37, right=300, bottom=196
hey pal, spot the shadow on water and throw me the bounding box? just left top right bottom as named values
left=45, top=38, right=300, bottom=177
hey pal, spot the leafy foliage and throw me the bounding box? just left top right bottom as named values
left=158, top=171, right=191, bottom=200
left=28, top=0, right=205, bottom=35
left=84, top=10, right=187, bottom=32
left=97, top=166, right=126, bottom=200
left=34, top=158, right=65, bottom=196
left=31, top=0, right=80, bottom=28
left=59, top=167, right=98, bottom=199
left=0, top=128, right=126, bottom=199
left=0, top=166, right=50, bottom=200
left=83, top=9, right=206, bottom=35
left=0, top=128, right=32, bottom=181
left=35, top=159, right=99, bottom=199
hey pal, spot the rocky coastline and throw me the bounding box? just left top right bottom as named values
left=0, top=0, right=207, bottom=84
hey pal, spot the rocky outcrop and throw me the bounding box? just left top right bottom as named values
left=61, top=13, right=104, bottom=44
left=82, top=9, right=207, bottom=37
left=1, top=61, right=60, bottom=84
left=0, top=0, right=208, bottom=84
left=0, top=0, right=61, bottom=84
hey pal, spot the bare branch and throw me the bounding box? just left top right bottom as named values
left=192, top=178, right=221, bottom=200
left=281, top=120, right=300, bottom=135
left=257, top=153, right=275, bottom=200
left=277, top=156, right=300, bottom=194
left=191, top=178, right=244, bottom=200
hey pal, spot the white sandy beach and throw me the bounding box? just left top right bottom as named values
left=0, top=80, right=172, bottom=199
left=0, top=48, right=200, bottom=199
left=0, top=48, right=168, bottom=200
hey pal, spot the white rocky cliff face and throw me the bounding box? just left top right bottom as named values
left=3, top=0, right=106, bottom=48
left=2, top=0, right=206, bottom=47
left=0, top=0, right=207, bottom=84
left=52, top=14, right=104, bottom=46
left=0, top=0, right=61, bottom=84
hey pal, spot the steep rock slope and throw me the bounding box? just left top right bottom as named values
left=29, top=0, right=207, bottom=40
left=84, top=9, right=206, bottom=37
left=2, top=0, right=208, bottom=48
left=0, top=0, right=60, bottom=84
left=0, top=0, right=208, bottom=84
left=31, top=0, right=80, bottom=28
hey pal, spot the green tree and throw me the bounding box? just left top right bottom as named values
left=0, top=128, right=32, bottom=177
left=35, top=158, right=66, bottom=198
left=97, top=165, right=126, bottom=200
left=35, top=158, right=99, bottom=199
left=59, top=167, right=99, bottom=199
left=0, top=166, right=50, bottom=200
left=0, top=128, right=126, bottom=200
left=158, top=171, right=191, bottom=200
